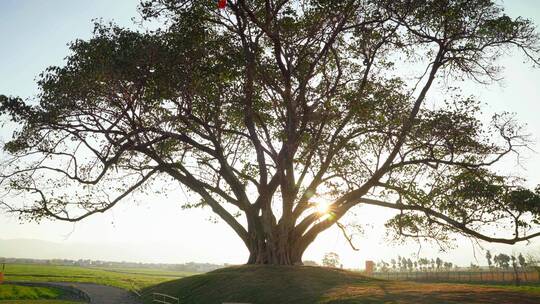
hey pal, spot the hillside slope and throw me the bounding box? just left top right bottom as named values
left=141, top=265, right=540, bottom=304
left=142, top=265, right=368, bottom=303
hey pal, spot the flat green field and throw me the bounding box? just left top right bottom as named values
left=3, top=264, right=196, bottom=292
left=95, top=266, right=194, bottom=277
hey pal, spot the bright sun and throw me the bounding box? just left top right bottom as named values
left=314, top=199, right=331, bottom=214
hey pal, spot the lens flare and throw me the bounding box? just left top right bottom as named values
left=314, top=200, right=331, bottom=214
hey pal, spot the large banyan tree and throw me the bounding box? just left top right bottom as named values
left=1, top=0, right=540, bottom=265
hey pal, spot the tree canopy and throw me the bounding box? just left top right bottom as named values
left=1, top=0, right=540, bottom=265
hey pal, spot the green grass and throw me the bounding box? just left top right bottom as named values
left=0, top=284, right=63, bottom=300
left=3, top=264, right=196, bottom=292
left=141, top=265, right=540, bottom=304
left=0, top=301, right=81, bottom=304
left=94, top=267, right=194, bottom=278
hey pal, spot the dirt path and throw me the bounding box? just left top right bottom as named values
left=51, top=282, right=143, bottom=304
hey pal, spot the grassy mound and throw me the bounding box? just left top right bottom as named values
left=141, top=265, right=373, bottom=304
left=142, top=265, right=540, bottom=304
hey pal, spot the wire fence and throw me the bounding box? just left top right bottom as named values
left=369, top=269, right=540, bottom=283
left=153, top=292, right=180, bottom=304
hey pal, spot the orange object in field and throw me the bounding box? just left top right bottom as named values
left=0, top=263, right=4, bottom=284
left=365, top=260, right=375, bottom=274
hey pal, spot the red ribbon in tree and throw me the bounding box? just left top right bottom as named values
left=218, top=0, right=227, bottom=9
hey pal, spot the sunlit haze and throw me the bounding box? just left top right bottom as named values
left=1, top=0, right=540, bottom=269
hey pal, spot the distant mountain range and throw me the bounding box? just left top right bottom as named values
left=0, top=238, right=193, bottom=264
left=0, top=238, right=132, bottom=261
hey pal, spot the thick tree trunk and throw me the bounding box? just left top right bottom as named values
left=245, top=233, right=305, bottom=265
left=243, top=201, right=309, bottom=265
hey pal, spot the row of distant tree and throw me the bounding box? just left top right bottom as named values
left=373, top=252, right=538, bottom=273
left=484, top=251, right=532, bottom=270
left=375, top=256, right=453, bottom=272
left=299, top=252, right=342, bottom=268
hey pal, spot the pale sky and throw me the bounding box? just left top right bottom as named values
left=0, top=0, right=539, bottom=268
